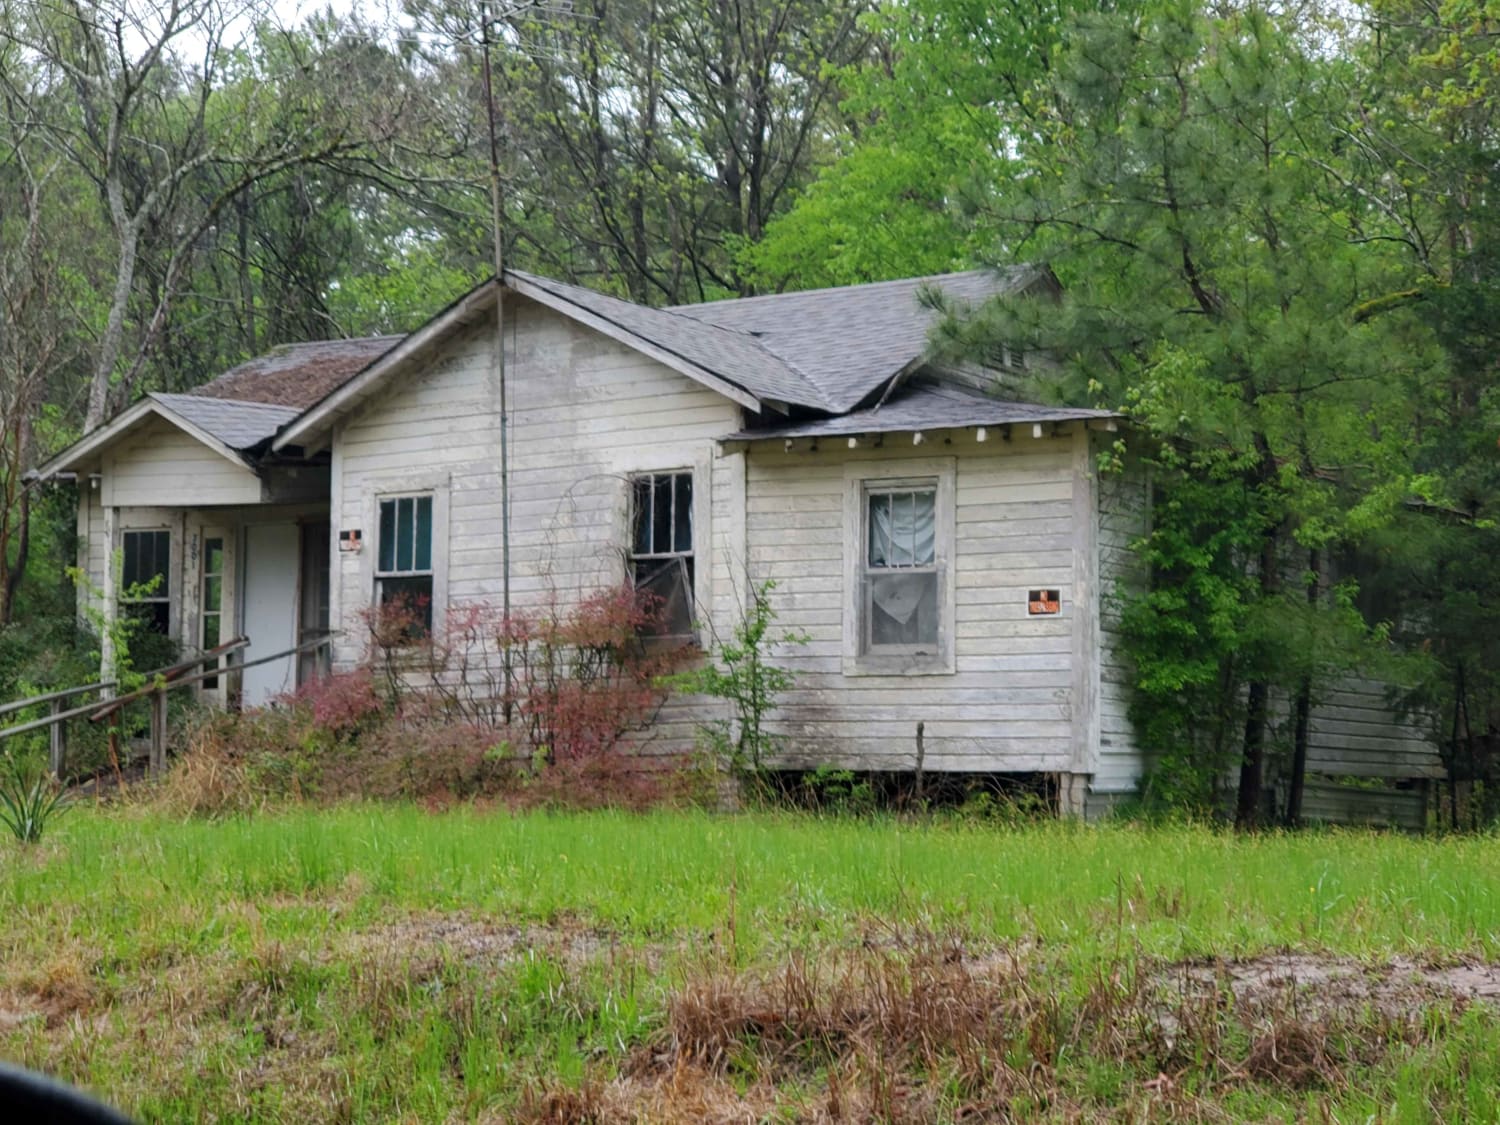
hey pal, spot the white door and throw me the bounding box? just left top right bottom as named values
left=241, top=523, right=300, bottom=707
left=196, top=526, right=234, bottom=706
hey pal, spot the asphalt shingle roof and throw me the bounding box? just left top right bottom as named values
left=722, top=381, right=1115, bottom=441
left=191, top=337, right=401, bottom=410
left=506, top=270, right=818, bottom=406
left=669, top=267, right=1043, bottom=413
left=150, top=393, right=300, bottom=452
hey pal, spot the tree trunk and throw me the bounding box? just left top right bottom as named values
left=88, top=219, right=140, bottom=430
left=1, top=485, right=30, bottom=625
left=1235, top=505, right=1281, bottom=830
left=1286, top=547, right=1320, bottom=826
left=1236, top=678, right=1270, bottom=830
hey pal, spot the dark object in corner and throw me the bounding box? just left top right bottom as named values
left=0, top=1062, right=134, bottom=1124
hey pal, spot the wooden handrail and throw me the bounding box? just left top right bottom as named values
left=87, top=634, right=334, bottom=721
left=0, top=634, right=332, bottom=747
left=0, top=637, right=252, bottom=720
left=0, top=680, right=116, bottom=719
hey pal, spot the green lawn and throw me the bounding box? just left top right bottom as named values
left=3, top=807, right=1499, bottom=1121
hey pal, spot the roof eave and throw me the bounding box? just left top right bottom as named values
left=30, top=396, right=261, bottom=482
left=718, top=411, right=1121, bottom=451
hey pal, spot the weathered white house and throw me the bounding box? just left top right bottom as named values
left=36, top=268, right=1442, bottom=816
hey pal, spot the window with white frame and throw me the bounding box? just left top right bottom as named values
left=121, top=529, right=171, bottom=635
left=376, top=494, right=434, bottom=634
left=864, top=484, right=940, bottom=650
left=629, top=471, right=694, bottom=637
left=845, top=461, right=955, bottom=674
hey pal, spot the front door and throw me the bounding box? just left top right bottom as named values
left=296, top=520, right=331, bottom=686
left=241, top=522, right=300, bottom=707
left=196, top=526, right=233, bottom=705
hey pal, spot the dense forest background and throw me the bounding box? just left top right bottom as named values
left=2, top=0, right=1498, bottom=822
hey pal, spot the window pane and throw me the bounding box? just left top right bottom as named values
left=122, top=531, right=169, bottom=594
left=868, top=571, right=939, bottom=647
left=395, top=497, right=415, bottom=572
left=202, top=613, right=220, bottom=650
left=204, top=576, right=222, bottom=612
left=378, top=500, right=396, bottom=572
left=868, top=494, right=891, bottom=567
left=868, top=490, right=935, bottom=569
left=673, top=474, right=693, bottom=553
left=126, top=600, right=171, bottom=636
left=204, top=538, right=223, bottom=576
left=652, top=475, right=673, bottom=556
left=632, top=477, right=652, bottom=555
left=379, top=575, right=434, bottom=635
left=122, top=533, right=140, bottom=588
left=633, top=557, right=694, bottom=636
left=414, top=496, right=433, bottom=571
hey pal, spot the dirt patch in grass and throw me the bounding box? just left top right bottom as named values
left=341, top=912, right=656, bottom=971
left=1161, top=953, right=1500, bottom=1020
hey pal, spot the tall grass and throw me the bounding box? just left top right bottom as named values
left=5, top=808, right=1500, bottom=1122
left=4, top=807, right=1498, bottom=959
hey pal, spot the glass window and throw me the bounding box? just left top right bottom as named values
left=201, top=536, right=225, bottom=689
left=121, top=529, right=171, bottom=635
left=376, top=495, right=434, bottom=634
left=629, top=471, right=694, bottom=637
left=863, top=486, right=939, bottom=651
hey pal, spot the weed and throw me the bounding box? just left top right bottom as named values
left=0, top=754, right=70, bottom=843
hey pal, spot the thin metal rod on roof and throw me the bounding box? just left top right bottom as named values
left=477, top=2, right=530, bottom=716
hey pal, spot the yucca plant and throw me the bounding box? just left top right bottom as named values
left=0, top=756, right=71, bottom=844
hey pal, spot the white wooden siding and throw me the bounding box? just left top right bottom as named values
left=1093, top=439, right=1151, bottom=794
left=1302, top=676, right=1444, bottom=779
left=331, top=296, right=741, bottom=752
left=744, top=433, right=1077, bottom=773
left=102, top=417, right=263, bottom=508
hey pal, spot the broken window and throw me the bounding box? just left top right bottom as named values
left=121, top=529, right=171, bottom=635
left=864, top=485, right=939, bottom=651
left=377, top=494, right=434, bottom=634
left=630, top=471, right=694, bottom=637
left=844, top=462, right=955, bottom=676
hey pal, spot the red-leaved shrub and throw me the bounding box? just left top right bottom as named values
left=363, top=584, right=693, bottom=764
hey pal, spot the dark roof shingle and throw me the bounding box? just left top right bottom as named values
left=150, top=393, right=300, bottom=451
left=191, top=337, right=401, bottom=410
left=669, top=267, right=1044, bottom=413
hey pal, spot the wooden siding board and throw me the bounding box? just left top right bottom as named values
left=331, top=296, right=738, bottom=747
left=744, top=439, right=1079, bottom=772
left=106, top=417, right=263, bottom=508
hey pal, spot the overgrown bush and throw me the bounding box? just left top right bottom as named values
left=158, top=585, right=703, bottom=814
left=368, top=585, right=691, bottom=763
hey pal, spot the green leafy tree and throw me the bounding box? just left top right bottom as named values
left=931, top=1, right=1422, bottom=825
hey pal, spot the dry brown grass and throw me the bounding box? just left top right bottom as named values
left=513, top=931, right=1472, bottom=1123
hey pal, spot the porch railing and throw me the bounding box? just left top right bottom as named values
left=0, top=633, right=335, bottom=778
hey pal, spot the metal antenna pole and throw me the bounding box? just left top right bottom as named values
left=479, top=12, right=513, bottom=706
left=480, top=8, right=516, bottom=717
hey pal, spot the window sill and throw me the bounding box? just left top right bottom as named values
left=842, top=653, right=955, bottom=678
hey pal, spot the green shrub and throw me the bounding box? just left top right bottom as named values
left=0, top=754, right=71, bottom=843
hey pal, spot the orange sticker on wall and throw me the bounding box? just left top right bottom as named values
left=1028, top=589, right=1060, bottom=615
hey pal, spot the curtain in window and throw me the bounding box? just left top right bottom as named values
left=868, top=490, right=936, bottom=568
left=869, top=572, right=938, bottom=644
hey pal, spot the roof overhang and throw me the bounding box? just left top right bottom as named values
left=273, top=275, right=765, bottom=453
left=31, top=396, right=258, bottom=482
